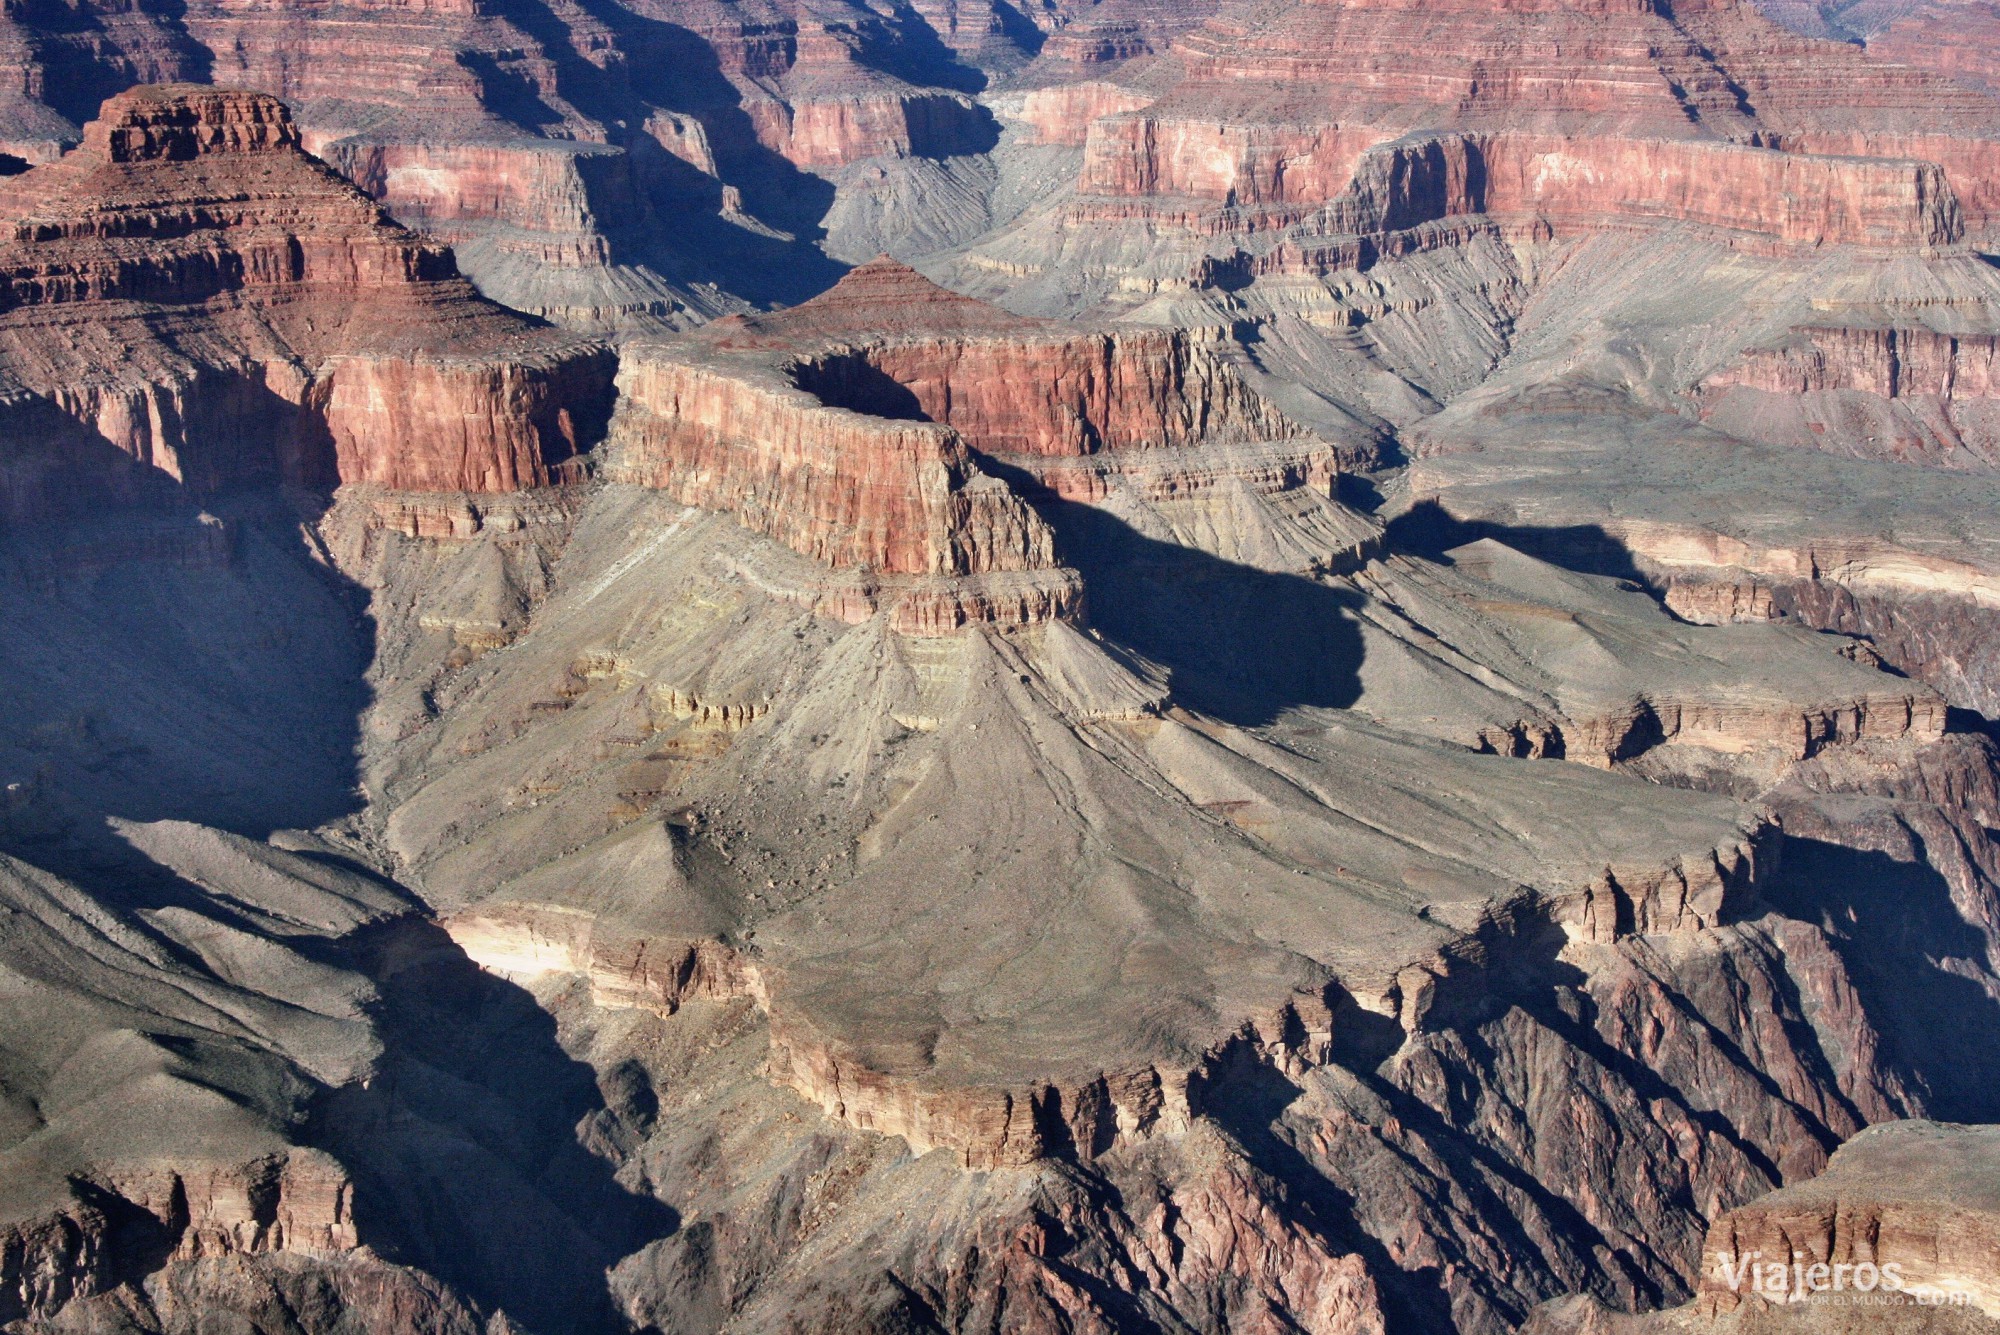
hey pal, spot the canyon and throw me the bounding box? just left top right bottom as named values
left=0, top=0, right=1999, bottom=1332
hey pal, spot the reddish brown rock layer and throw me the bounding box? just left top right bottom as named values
left=1694, top=1121, right=2000, bottom=1317
left=1709, top=325, right=2000, bottom=399
left=723, top=258, right=1308, bottom=460
left=1026, top=0, right=2000, bottom=260
left=611, top=355, right=1055, bottom=577
left=1079, top=121, right=1964, bottom=252
left=792, top=334, right=1295, bottom=456
left=444, top=820, right=1770, bottom=1174
left=610, top=260, right=1321, bottom=588
left=1701, top=324, right=2000, bottom=468
left=0, top=85, right=612, bottom=516
left=317, top=138, right=627, bottom=269
left=319, top=353, right=610, bottom=493
left=106, top=0, right=1006, bottom=298
left=1865, top=2, right=2000, bottom=97
left=0, top=1151, right=359, bottom=1324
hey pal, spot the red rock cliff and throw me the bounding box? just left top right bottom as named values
left=0, top=85, right=613, bottom=516
left=1049, top=0, right=2000, bottom=251
left=609, top=260, right=1324, bottom=581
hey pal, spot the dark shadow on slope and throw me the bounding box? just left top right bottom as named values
left=987, top=461, right=1365, bottom=728
left=1347, top=1048, right=1690, bottom=1320
left=0, top=493, right=370, bottom=841
left=463, top=0, right=849, bottom=306
left=990, top=1, right=1049, bottom=60
left=618, top=142, right=852, bottom=308
left=1381, top=498, right=1649, bottom=586
left=1768, top=837, right=2000, bottom=1123
left=789, top=352, right=930, bottom=420
left=620, top=17, right=849, bottom=302
left=1384, top=501, right=2000, bottom=1113
left=458, top=50, right=576, bottom=134
left=16, top=0, right=211, bottom=131
left=854, top=9, right=990, bottom=95
left=1227, top=924, right=1816, bottom=1326
left=533, top=0, right=828, bottom=222
left=1334, top=469, right=1393, bottom=514
left=1387, top=500, right=2000, bottom=733
left=1526, top=995, right=1793, bottom=1188
left=1197, top=1054, right=1465, bottom=1335
left=1946, top=706, right=2000, bottom=745
left=312, top=919, right=678, bottom=1335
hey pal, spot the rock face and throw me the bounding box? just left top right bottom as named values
left=771, top=259, right=1301, bottom=459
left=1696, top=1121, right=2000, bottom=1318
left=606, top=257, right=1353, bottom=624
left=933, top=0, right=2000, bottom=329
left=1079, top=121, right=1964, bottom=252
left=1525, top=1120, right=2000, bottom=1331
left=296, top=450, right=1998, bottom=1334
left=0, top=0, right=1036, bottom=323
left=396, top=484, right=1805, bottom=1180
left=0, top=817, right=432, bottom=1327
left=1702, top=323, right=2000, bottom=469
left=1861, top=1, right=2000, bottom=97
left=0, top=85, right=612, bottom=519
left=610, top=355, right=1053, bottom=580
left=10, top=0, right=2000, bottom=329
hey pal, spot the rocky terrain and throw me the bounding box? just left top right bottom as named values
left=0, top=83, right=614, bottom=520
left=1, top=0, right=2000, bottom=1330
left=1525, top=1120, right=2000, bottom=1331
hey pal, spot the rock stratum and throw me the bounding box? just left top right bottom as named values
left=2, top=0, right=2000, bottom=1332
left=0, top=85, right=613, bottom=520
left=1525, top=1120, right=2000, bottom=1330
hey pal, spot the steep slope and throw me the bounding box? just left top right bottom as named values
left=0, top=85, right=613, bottom=521
left=938, top=0, right=2000, bottom=335
left=1401, top=236, right=2000, bottom=717
left=0, top=3, right=1996, bottom=1331
left=306, top=455, right=1998, bottom=1331
left=0, top=0, right=1051, bottom=324
left=1526, top=1120, right=2000, bottom=1331
left=0, top=819, right=464, bottom=1330
left=602, top=257, right=1372, bottom=628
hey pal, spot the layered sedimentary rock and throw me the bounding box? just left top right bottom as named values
left=1347, top=539, right=1948, bottom=769
left=0, top=0, right=1031, bottom=321
left=2, top=3, right=2000, bottom=1334
left=443, top=802, right=1765, bottom=1174
left=283, top=437, right=2000, bottom=1335
left=1864, top=2, right=2000, bottom=96
left=13, top=256, right=1997, bottom=1335
left=612, top=354, right=1051, bottom=579
left=0, top=0, right=205, bottom=164
left=1696, top=1121, right=2000, bottom=1317
left=0, top=816, right=436, bottom=1326
left=607, top=258, right=1361, bottom=625
left=943, top=0, right=2000, bottom=325
left=1527, top=1121, right=2000, bottom=1330
left=1702, top=323, right=2000, bottom=469
left=0, top=85, right=612, bottom=519
left=1392, top=223, right=2000, bottom=708
left=377, top=481, right=1809, bottom=1182
left=1077, top=121, right=1963, bottom=251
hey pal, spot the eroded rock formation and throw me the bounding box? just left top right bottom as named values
left=0, top=85, right=612, bottom=519
left=3, top=3, right=2000, bottom=1333
left=1526, top=1120, right=2000, bottom=1330
left=1703, top=323, right=2000, bottom=469
left=606, top=258, right=1362, bottom=626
